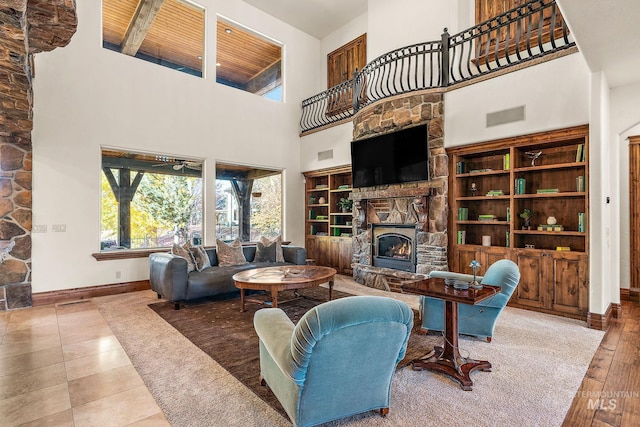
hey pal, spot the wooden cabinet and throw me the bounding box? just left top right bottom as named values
left=304, top=167, right=353, bottom=274
left=448, top=125, right=589, bottom=319
left=451, top=245, right=510, bottom=277
left=327, top=34, right=366, bottom=88
left=513, top=249, right=588, bottom=316
left=326, top=34, right=366, bottom=115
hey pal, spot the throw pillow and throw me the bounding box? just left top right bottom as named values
left=259, top=235, right=285, bottom=263
left=216, top=238, right=248, bottom=267
left=171, top=241, right=196, bottom=273
left=255, top=241, right=277, bottom=263
left=191, top=245, right=211, bottom=272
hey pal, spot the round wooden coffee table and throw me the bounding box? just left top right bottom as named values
left=232, top=266, right=337, bottom=312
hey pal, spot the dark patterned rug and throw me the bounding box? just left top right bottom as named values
left=148, top=287, right=436, bottom=419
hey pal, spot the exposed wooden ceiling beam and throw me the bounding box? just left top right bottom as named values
left=121, top=0, right=165, bottom=56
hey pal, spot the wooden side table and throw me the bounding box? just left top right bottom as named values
left=402, top=278, right=501, bottom=391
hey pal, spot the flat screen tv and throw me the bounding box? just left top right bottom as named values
left=350, top=125, right=429, bottom=188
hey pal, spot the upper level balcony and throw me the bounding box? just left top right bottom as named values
left=300, top=0, right=576, bottom=135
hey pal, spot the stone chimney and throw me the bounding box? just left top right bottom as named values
left=0, top=0, right=77, bottom=309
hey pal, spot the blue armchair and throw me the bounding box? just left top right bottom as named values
left=420, top=259, right=520, bottom=342
left=253, top=296, right=414, bottom=427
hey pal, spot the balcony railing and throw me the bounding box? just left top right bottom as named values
left=300, top=0, right=574, bottom=133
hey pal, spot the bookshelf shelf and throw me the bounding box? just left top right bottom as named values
left=304, top=166, right=354, bottom=274
left=448, top=125, right=589, bottom=319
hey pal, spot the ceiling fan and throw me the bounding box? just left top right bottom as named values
left=152, top=158, right=202, bottom=171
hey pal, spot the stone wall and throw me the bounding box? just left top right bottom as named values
left=350, top=90, right=449, bottom=291
left=0, top=0, right=77, bottom=309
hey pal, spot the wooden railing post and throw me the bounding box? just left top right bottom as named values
left=440, top=28, right=450, bottom=87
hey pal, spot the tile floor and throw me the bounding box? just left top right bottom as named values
left=0, top=299, right=170, bottom=427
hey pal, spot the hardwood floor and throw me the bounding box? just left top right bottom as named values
left=563, top=300, right=640, bottom=426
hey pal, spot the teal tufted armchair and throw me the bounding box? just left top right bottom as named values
left=420, top=259, right=521, bottom=342
left=253, top=295, right=413, bottom=427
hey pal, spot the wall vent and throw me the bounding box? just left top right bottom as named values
left=486, top=105, right=525, bottom=127
left=317, top=149, right=333, bottom=161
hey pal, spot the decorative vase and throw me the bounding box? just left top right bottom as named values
left=547, top=216, right=557, bottom=225
left=318, top=196, right=326, bottom=204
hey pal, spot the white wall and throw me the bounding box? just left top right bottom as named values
left=367, top=0, right=458, bottom=60
left=30, top=0, right=320, bottom=293
left=445, top=53, right=590, bottom=146
left=299, top=123, right=353, bottom=172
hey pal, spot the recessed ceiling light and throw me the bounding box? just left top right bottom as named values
left=216, top=62, right=221, bottom=66
left=225, top=28, right=232, bottom=34
left=197, top=56, right=202, bottom=60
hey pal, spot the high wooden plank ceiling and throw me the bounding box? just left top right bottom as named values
left=216, top=19, right=281, bottom=85
left=102, top=0, right=281, bottom=83
left=103, top=0, right=204, bottom=72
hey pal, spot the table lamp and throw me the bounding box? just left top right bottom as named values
left=469, top=260, right=482, bottom=289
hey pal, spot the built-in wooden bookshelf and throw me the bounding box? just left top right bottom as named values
left=448, top=125, right=589, bottom=319
left=304, top=166, right=353, bottom=274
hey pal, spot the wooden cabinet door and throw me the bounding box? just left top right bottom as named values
left=327, top=34, right=366, bottom=88
left=548, top=251, right=588, bottom=316
left=513, top=249, right=546, bottom=309
left=452, top=245, right=483, bottom=274
left=339, top=238, right=353, bottom=274
left=314, top=236, right=331, bottom=268
left=451, top=246, right=509, bottom=275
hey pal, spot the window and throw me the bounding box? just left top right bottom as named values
left=102, top=0, right=205, bottom=77
left=215, top=163, right=282, bottom=242
left=216, top=17, right=283, bottom=101
left=101, top=149, right=203, bottom=250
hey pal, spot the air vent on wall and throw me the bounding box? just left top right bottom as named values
left=318, top=149, right=333, bottom=161
left=486, top=105, right=525, bottom=127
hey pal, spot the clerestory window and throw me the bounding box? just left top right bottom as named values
left=216, top=17, right=283, bottom=101
left=102, top=0, right=205, bottom=77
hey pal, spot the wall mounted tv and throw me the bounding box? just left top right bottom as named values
left=350, top=125, right=429, bottom=188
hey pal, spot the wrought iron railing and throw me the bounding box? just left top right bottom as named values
left=300, top=0, right=574, bottom=133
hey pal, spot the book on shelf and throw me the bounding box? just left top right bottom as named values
left=578, top=212, right=586, bottom=232
left=337, top=184, right=350, bottom=190
left=486, top=190, right=504, bottom=196
left=469, top=168, right=493, bottom=173
left=576, top=144, right=585, bottom=162
left=506, top=207, right=511, bottom=221
left=458, top=207, right=469, bottom=221
left=576, top=175, right=586, bottom=192
left=478, top=214, right=497, bottom=221
left=315, top=184, right=328, bottom=189
left=556, top=246, right=571, bottom=251
left=456, top=161, right=465, bottom=174
left=315, top=232, right=328, bottom=236
left=457, top=230, right=466, bottom=244
left=537, top=224, right=564, bottom=231
left=536, top=188, right=559, bottom=194
left=506, top=231, right=510, bottom=247
left=503, top=153, right=510, bottom=170
left=515, top=178, right=526, bottom=195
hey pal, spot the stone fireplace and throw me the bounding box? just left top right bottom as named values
left=350, top=90, right=449, bottom=292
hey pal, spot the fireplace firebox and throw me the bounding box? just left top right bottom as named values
left=372, top=224, right=416, bottom=272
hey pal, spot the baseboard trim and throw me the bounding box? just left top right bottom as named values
left=587, top=303, right=615, bottom=330
left=620, top=288, right=630, bottom=301
left=32, top=280, right=151, bottom=306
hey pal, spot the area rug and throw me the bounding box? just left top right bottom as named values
left=147, top=287, right=434, bottom=419
left=94, top=277, right=605, bottom=427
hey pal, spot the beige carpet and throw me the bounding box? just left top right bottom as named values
left=94, top=275, right=604, bottom=426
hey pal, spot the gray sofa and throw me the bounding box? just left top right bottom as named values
left=149, top=245, right=307, bottom=309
